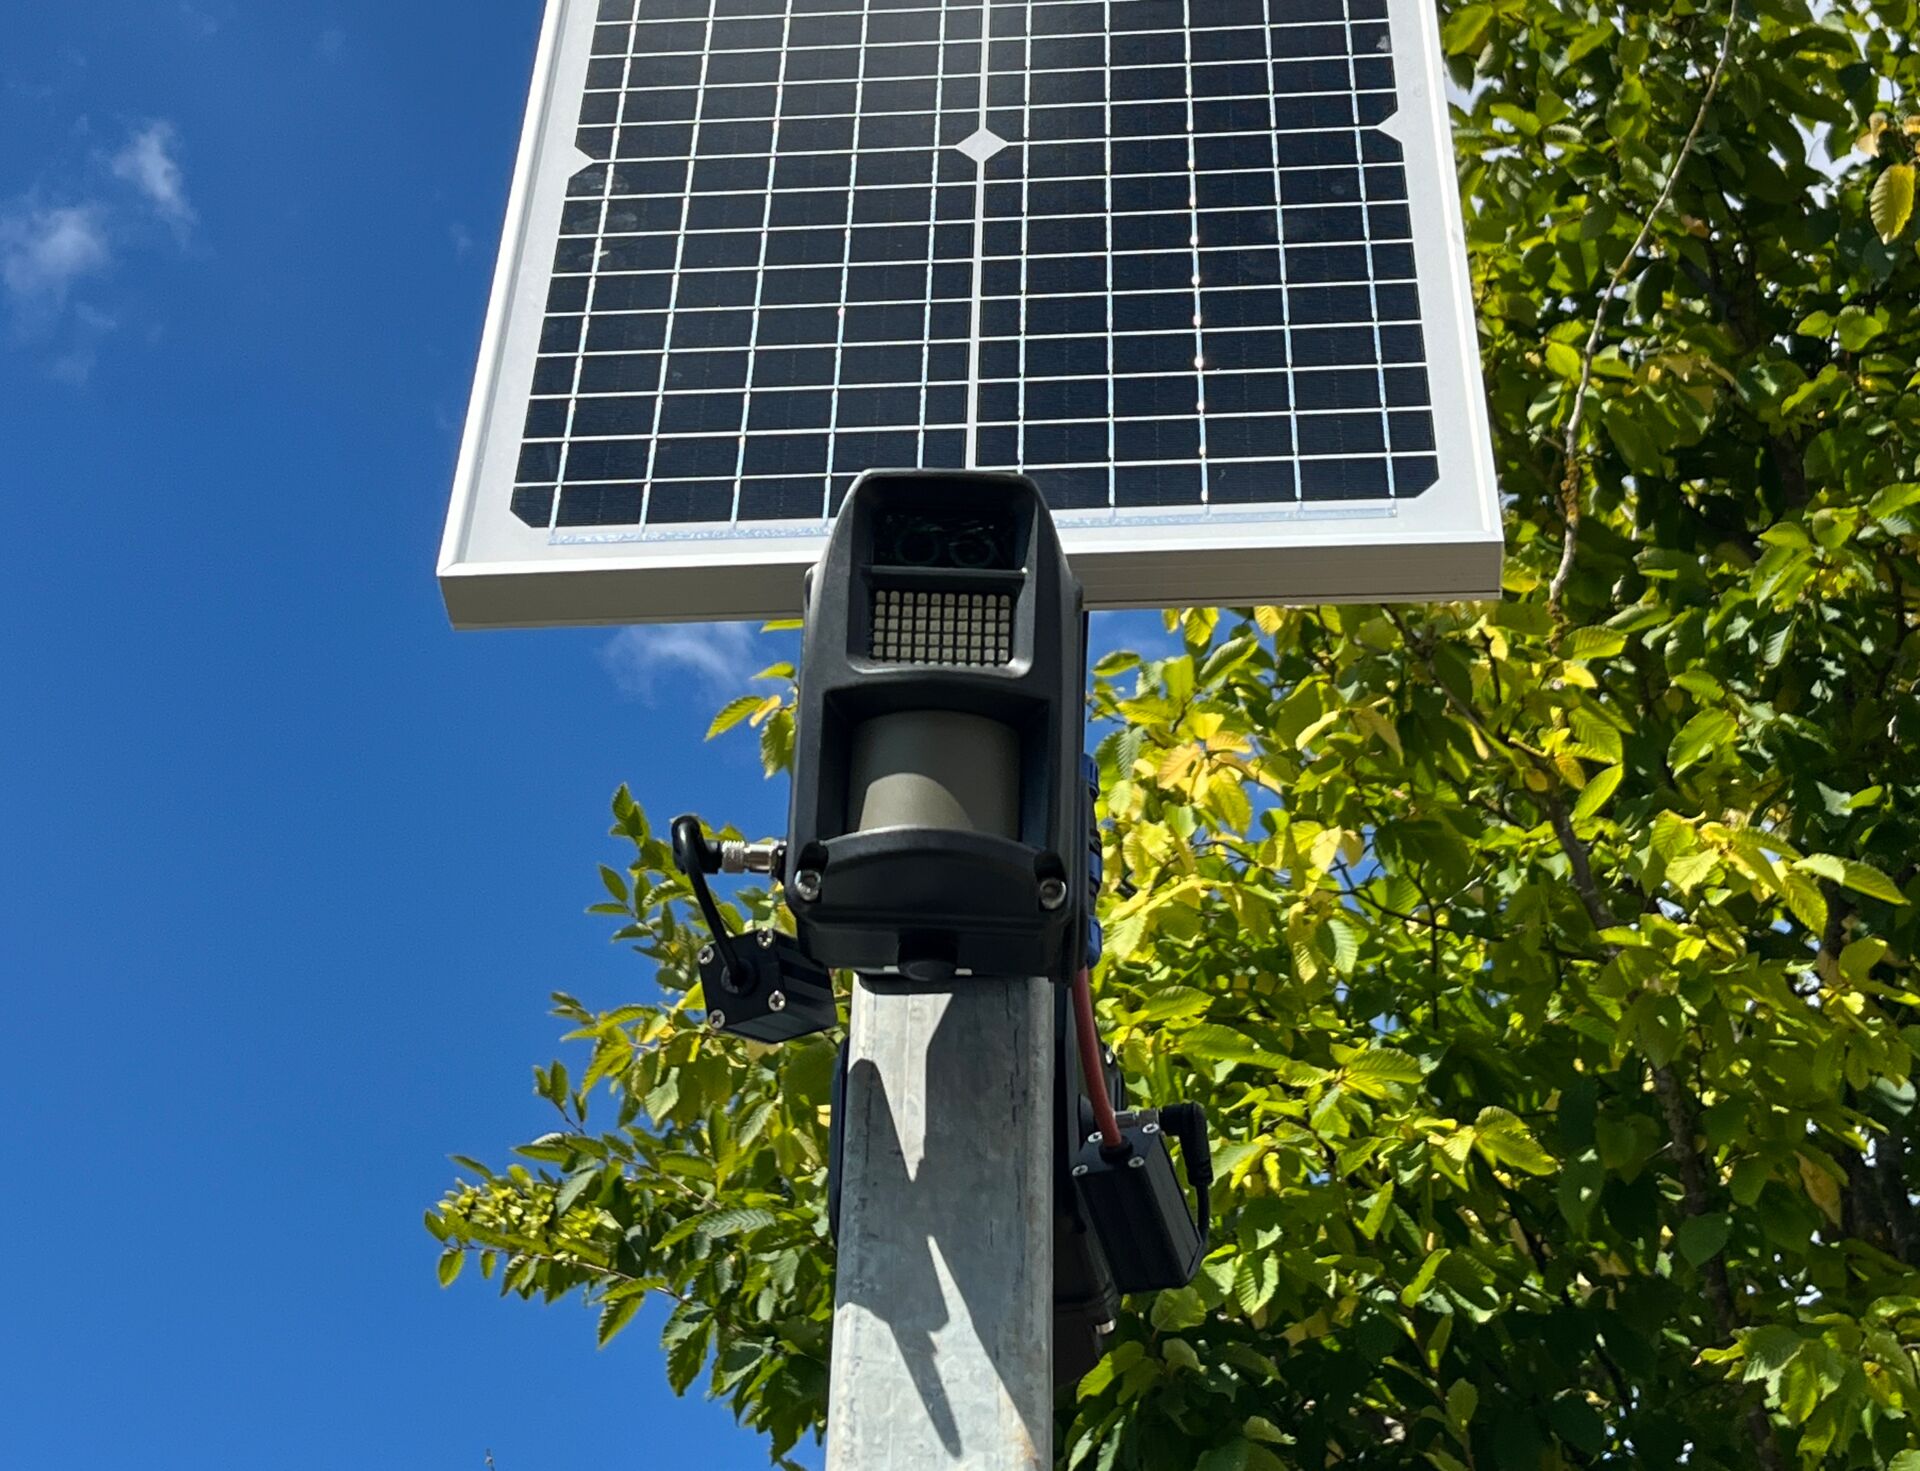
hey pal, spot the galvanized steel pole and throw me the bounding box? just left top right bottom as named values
left=825, top=974, right=1054, bottom=1471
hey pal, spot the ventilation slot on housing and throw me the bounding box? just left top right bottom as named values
left=870, top=588, right=1013, bottom=667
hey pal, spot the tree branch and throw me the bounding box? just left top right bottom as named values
left=1549, top=0, right=1743, bottom=626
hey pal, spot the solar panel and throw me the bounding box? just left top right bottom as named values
left=440, top=0, right=1502, bottom=628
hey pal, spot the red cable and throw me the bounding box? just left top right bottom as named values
left=1072, top=968, right=1127, bottom=1152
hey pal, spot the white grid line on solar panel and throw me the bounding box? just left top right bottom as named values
left=556, top=240, right=1413, bottom=278
left=1013, top=0, right=1036, bottom=475
left=584, top=78, right=1394, bottom=109
left=914, top=1, right=958, bottom=470
left=539, top=446, right=1434, bottom=487
left=612, top=20, right=1386, bottom=51
left=526, top=405, right=1433, bottom=449
left=551, top=245, right=1413, bottom=282
left=1180, top=0, right=1209, bottom=500
left=540, top=283, right=1423, bottom=314
left=1099, top=0, right=1117, bottom=508
left=532, top=362, right=1431, bottom=396
left=726, top=0, right=797, bottom=516
left=562, top=197, right=1415, bottom=234
left=634, top=0, right=721, bottom=524
left=817, top=0, right=875, bottom=504
left=573, top=140, right=1404, bottom=179
left=533, top=372, right=1436, bottom=407
left=961, top=0, right=996, bottom=467
left=1341, top=0, right=1396, bottom=497
left=1261, top=0, right=1300, bottom=491
left=547, top=3, right=644, bottom=533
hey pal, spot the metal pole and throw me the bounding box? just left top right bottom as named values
left=826, top=973, right=1054, bottom=1471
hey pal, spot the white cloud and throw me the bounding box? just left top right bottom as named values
left=47, top=303, right=117, bottom=384
left=0, top=204, right=110, bottom=319
left=111, top=122, right=193, bottom=229
left=601, top=622, right=763, bottom=702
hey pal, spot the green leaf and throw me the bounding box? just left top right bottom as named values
left=1871, top=163, right=1915, bottom=242
left=1401, top=1248, right=1449, bottom=1306
left=1150, top=1285, right=1209, bottom=1332
left=555, top=1166, right=600, bottom=1215
left=1565, top=627, right=1628, bottom=660
left=1571, top=763, right=1624, bottom=825
left=707, top=694, right=765, bottom=740
left=1232, top=1252, right=1280, bottom=1316
left=1783, top=869, right=1828, bottom=935
left=1341, top=1048, right=1426, bottom=1098
left=1668, top=710, right=1736, bottom=774
left=1556, top=1150, right=1604, bottom=1233
left=437, top=1248, right=464, bottom=1287
left=1677, top=1212, right=1731, bottom=1265
left=1797, top=853, right=1907, bottom=905
left=598, top=1292, right=645, bottom=1345
left=1441, top=2, right=1492, bottom=54
left=1473, top=1106, right=1556, bottom=1174
left=1446, top=1380, right=1478, bottom=1429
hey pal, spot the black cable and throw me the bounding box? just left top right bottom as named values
left=670, top=814, right=745, bottom=993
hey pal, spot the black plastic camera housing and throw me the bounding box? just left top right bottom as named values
left=784, top=470, right=1088, bottom=986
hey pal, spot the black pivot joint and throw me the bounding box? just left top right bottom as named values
left=671, top=814, right=835, bottom=1045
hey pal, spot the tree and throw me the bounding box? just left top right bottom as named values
left=427, top=0, right=1920, bottom=1462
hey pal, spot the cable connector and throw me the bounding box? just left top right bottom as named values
left=720, top=839, right=785, bottom=875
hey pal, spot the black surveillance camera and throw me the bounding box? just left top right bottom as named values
left=783, top=470, right=1090, bottom=987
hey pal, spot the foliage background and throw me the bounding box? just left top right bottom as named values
left=430, top=0, right=1920, bottom=1464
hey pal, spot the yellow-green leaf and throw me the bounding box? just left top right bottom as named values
left=1571, top=763, right=1624, bottom=824
left=1871, top=163, right=1915, bottom=243
left=1401, top=1248, right=1450, bottom=1306
left=1441, top=2, right=1492, bottom=54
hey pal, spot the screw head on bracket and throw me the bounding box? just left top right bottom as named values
left=1038, top=877, right=1069, bottom=911
left=793, top=870, right=824, bottom=903
left=698, top=944, right=716, bottom=966
left=769, top=991, right=788, bottom=1013
left=1127, top=1155, right=1147, bottom=1170
left=756, top=930, right=777, bottom=949
left=708, top=1010, right=727, bottom=1031
left=1072, top=1164, right=1089, bottom=1178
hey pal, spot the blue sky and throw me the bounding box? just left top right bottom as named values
left=0, top=4, right=814, bottom=1467
left=0, top=8, right=1180, bottom=1467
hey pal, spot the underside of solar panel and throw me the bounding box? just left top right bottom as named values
left=440, top=0, right=1502, bottom=628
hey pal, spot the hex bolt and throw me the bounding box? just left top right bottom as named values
left=1038, top=877, right=1069, bottom=911
left=756, top=930, right=777, bottom=949
left=769, top=991, right=788, bottom=1013
left=793, top=870, right=824, bottom=902
left=709, top=1011, right=727, bottom=1031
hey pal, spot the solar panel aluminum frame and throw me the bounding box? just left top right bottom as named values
left=439, top=0, right=1503, bottom=630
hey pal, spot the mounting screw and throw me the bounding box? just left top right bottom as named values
left=698, top=944, right=716, bottom=967
left=1127, top=1156, right=1147, bottom=1170
left=709, top=1011, right=727, bottom=1031
left=1072, top=1164, right=1089, bottom=1178
left=1086, top=1132, right=1104, bottom=1146
left=769, top=991, right=788, bottom=1013
left=1039, top=877, right=1069, bottom=911
left=756, top=930, right=777, bottom=949
left=793, top=869, right=824, bottom=902
left=1143, top=1121, right=1161, bottom=1136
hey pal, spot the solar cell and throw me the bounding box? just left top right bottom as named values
left=442, top=0, right=1502, bottom=625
